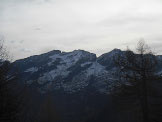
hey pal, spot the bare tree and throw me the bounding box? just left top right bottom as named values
left=0, top=38, right=20, bottom=121
left=113, top=40, right=160, bottom=122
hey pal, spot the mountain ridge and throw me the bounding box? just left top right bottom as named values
left=12, top=48, right=162, bottom=94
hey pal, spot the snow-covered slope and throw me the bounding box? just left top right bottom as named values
left=13, top=50, right=104, bottom=93
left=12, top=49, right=161, bottom=94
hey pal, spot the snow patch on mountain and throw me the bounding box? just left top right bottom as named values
left=37, top=50, right=95, bottom=87
left=48, top=50, right=95, bottom=67
left=24, top=67, right=38, bottom=73
left=12, top=49, right=135, bottom=94
left=85, top=62, right=107, bottom=76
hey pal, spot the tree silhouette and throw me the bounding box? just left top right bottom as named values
left=113, top=40, right=161, bottom=122
left=0, top=39, right=20, bottom=121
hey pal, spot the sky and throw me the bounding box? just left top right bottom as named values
left=0, top=0, right=162, bottom=60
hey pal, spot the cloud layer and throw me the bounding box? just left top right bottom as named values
left=0, top=0, right=162, bottom=60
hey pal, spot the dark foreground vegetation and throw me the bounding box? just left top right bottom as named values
left=111, top=40, right=162, bottom=122
left=0, top=39, right=162, bottom=122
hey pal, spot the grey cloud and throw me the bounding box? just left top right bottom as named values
left=9, top=40, right=16, bottom=43
left=19, top=40, right=24, bottom=44
left=0, top=0, right=162, bottom=60
left=99, top=13, right=162, bottom=28
left=34, top=28, right=41, bottom=31
left=8, top=40, right=24, bottom=44
left=20, top=48, right=32, bottom=53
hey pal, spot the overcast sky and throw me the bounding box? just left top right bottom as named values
left=0, top=0, right=162, bottom=60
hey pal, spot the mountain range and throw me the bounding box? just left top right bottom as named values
left=12, top=49, right=124, bottom=94
left=11, top=49, right=162, bottom=122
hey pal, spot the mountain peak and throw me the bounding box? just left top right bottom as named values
left=44, top=50, right=61, bottom=56
left=72, top=49, right=94, bottom=54
left=110, top=48, right=121, bottom=53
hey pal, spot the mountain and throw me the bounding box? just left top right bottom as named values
left=11, top=49, right=162, bottom=122
left=12, top=49, right=123, bottom=94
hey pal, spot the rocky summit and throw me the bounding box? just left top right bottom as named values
left=12, top=49, right=124, bottom=94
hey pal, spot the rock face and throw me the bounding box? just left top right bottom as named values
left=11, top=49, right=162, bottom=122
left=12, top=48, right=162, bottom=95
left=13, top=49, right=123, bottom=94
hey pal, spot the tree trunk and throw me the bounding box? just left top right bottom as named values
left=141, top=77, right=149, bottom=122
